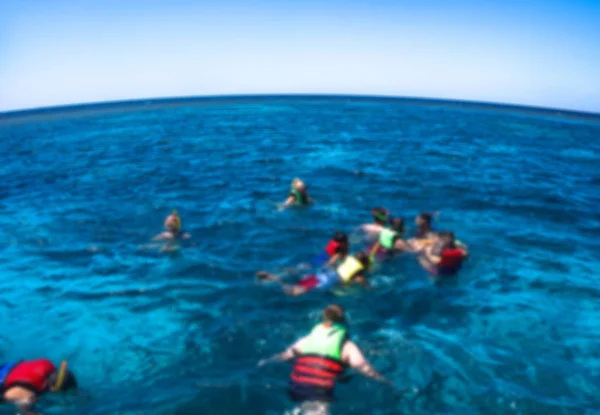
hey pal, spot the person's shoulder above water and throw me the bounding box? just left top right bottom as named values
left=281, top=178, right=313, bottom=209
left=153, top=210, right=191, bottom=241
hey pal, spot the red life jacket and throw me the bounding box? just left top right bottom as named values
left=439, top=248, right=465, bottom=269
left=289, top=355, right=345, bottom=402
left=324, top=240, right=341, bottom=257
left=3, top=359, right=56, bottom=394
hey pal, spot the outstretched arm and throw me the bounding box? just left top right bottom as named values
left=258, top=337, right=306, bottom=367
left=343, top=342, right=394, bottom=387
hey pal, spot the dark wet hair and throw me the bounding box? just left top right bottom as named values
left=354, top=252, right=371, bottom=270
left=49, top=369, right=78, bottom=392
left=418, top=212, right=433, bottom=227
left=372, top=207, right=389, bottom=225
left=323, top=304, right=346, bottom=324
left=389, top=217, right=405, bottom=234
left=333, top=231, right=348, bottom=244
left=438, top=231, right=456, bottom=250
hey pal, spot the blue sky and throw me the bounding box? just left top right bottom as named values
left=1, top=0, right=599, bottom=112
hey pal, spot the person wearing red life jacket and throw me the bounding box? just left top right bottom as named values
left=418, top=231, right=468, bottom=277
left=0, top=359, right=77, bottom=415
left=257, top=305, right=396, bottom=414
left=309, top=232, right=349, bottom=269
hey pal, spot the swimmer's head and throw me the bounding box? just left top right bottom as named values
left=323, top=304, right=346, bottom=324
left=48, top=361, right=78, bottom=393
left=333, top=231, right=349, bottom=245
left=355, top=252, right=371, bottom=271
left=291, top=178, right=306, bottom=192
left=389, top=217, right=405, bottom=235
left=416, top=212, right=433, bottom=228
left=164, top=210, right=181, bottom=233
left=371, top=207, right=389, bottom=225
left=438, top=231, right=456, bottom=249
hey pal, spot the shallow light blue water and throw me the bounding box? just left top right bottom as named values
left=1, top=96, right=600, bottom=415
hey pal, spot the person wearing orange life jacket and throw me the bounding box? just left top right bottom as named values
left=256, top=252, right=371, bottom=296
left=418, top=231, right=468, bottom=277
left=0, top=359, right=77, bottom=415
left=258, top=305, right=395, bottom=414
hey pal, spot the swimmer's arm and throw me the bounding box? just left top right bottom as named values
left=395, top=239, right=420, bottom=253
left=152, top=232, right=170, bottom=241
left=343, top=342, right=392, bottom=386
left=258, top=337, right=306, bottom=367
left=281, top=196, right=296, bottom=208
left=423, top=246, right=442, bottom=265
left=326, top=253, right=341, bottom=266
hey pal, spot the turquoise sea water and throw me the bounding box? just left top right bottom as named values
left=0, top=96, right=599, bottom=415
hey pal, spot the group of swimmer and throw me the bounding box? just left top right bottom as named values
left=0, top=177, right=468, bottom=415
left=254, top=178, right=470, bottom=414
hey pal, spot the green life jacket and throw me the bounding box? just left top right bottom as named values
left=290, top=189, right=307, bottom=205
left=300, top=323, right=348, bottom=360
left=379, top=228, right=398, bottom=249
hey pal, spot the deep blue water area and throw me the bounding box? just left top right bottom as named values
left=1, top=96, right=600, bottom=415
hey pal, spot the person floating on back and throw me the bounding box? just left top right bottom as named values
left=256, top=252, right=371, bottom=296
left=258, top=304, right=396, bottom=415
left=307, top=232, right=350, bottom=269
left=0, top=359, right=78, bottom=415
left=359, top=207, right=389, bottom=242
left=281, top=178, right=313, bottom=208
left=418, top=231, right=468, bottom=277
left=153, top=210, right=191, bottom=241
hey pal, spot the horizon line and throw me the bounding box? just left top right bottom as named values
left=1, top=93, right=599, bottom=122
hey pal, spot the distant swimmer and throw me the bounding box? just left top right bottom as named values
left=417, top=231, right=468, bottom=277
left=153, top=210, right=191, bottom=241
left=282, top=178, right=313, bottom=209
left=258, top=304, right=396, bottom=415
left=257, top=252, right=371, bottom=296
left=367, top=217, right=420, bottom=261
left=359, top=207, right=389, bottom=242
left=307, top=232, right=349, bottom=269
left=0, top=359, right=78, bottom=415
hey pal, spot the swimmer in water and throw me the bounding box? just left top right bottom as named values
left=359, top=207, right=389, bottom=242
left=256, top=252, right=371, bottom=296
left=414, top=212, right=437, bottom=240
left=0, top=359, right=78, bottom=415
left=367, top=217, right=420, bottom=260
left=282, top=178, right=313, bottom=208
left=308, top=232, right=350, bottom=269
left=153, top=210, right=191, bottom=241
left=417, top=231, right=468, bottom=277
left=258, top=304, right=396, bottom=415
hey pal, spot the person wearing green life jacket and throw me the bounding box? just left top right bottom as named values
left=258, top=305, right=395, bottom=414
left=367, top=217, right=421, bottom=261
left=358, top=207, right=389, bottom=244
left=256, top=253, right=371, bottom=296
left=282, top=178, right=313, bottom=209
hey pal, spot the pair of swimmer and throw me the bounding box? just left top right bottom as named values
left=361, top=208, right=468, bottom=276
